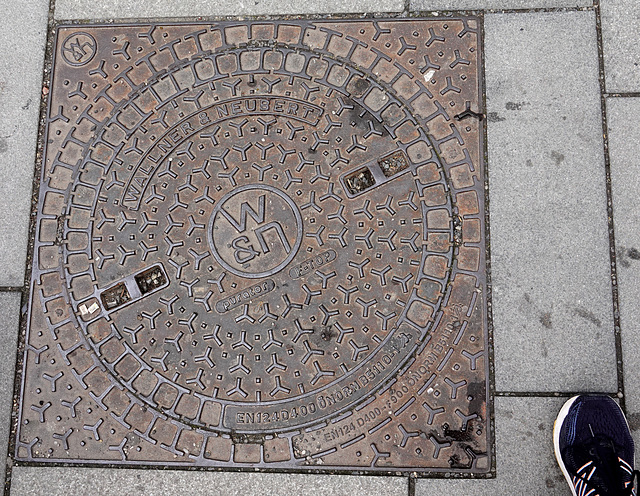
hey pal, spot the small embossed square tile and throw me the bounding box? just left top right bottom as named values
left=18, top=18, right=490, bottom=475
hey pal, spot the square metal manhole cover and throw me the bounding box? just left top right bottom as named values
left=17, top=18, right=490, bottom=474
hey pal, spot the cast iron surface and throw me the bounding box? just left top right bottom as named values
left=18, top=18, right=489, bottom=473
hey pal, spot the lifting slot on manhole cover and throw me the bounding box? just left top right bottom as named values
left=100, top=263, right=169, bottom=311
left=100, top=282, right=131, bottom=310
left=135, top=265, right=168, bottom=295
left=344, top=167, right=376, bottom=195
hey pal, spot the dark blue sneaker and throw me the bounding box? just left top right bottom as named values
left=554, top=395, right=639, bottom=496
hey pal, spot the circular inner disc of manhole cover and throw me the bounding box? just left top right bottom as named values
left=62, top=36, right=455, bottom=435
left=208, top=184, right=304, bottom=278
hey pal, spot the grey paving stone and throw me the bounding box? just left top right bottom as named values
left=54, top=0, right=404, bottom=19
left=416, top=396, right=568, bottom=495
left=0, top=3, right=49, bottom=287
left=0, top=292, right=21, bottom=476
left=606, top=97, right=640, bottom=441
left=485, top=12, right=617, bottom=392
left=9, top=469, right=407, bottom=496
left=410, top=0, right=591, bottom=11
left=601, top=0, right=640, bottom=93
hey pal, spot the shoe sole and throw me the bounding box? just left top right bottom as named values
left=553, top=395, right=580, bottom=496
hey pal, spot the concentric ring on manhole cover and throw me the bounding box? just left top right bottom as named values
left=18, top=18, right=491, bottom=473
left=66, top=46, right=450, bottom=431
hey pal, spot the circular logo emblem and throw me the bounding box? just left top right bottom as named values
left=208, top=185, right=303, bottom=278
left=61, top=32, right=97, bottom=66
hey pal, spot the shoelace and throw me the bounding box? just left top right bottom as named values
left=570, top=436, right=639, bottom=496
left=573, top=460, right=601, bottom=496
left=572, top=460, right=640, bottom=495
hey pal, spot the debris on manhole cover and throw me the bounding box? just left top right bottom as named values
left=17, top=18, right=490, bottom=474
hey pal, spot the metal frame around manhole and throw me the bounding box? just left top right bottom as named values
left=16, top=17, right=491, bottom=475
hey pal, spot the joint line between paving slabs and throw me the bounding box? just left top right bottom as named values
left=4, top=0, right=59, bottom=492
left=496, top=392, right=622, bottom=399
left=46, top=6, right=598, bottom=26
left=0, top=288, right=25, bottom=293
left=52, top=11, right=453, bottom=25
left=593, top=0, right=626, bottom=411
left=478, top=10, right=497, bottom=479
left=604, top=92, right=640, bottom=98
left=407, top=6, right=593, bottom=17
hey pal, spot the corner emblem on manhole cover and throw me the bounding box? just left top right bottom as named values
left=17, top=18, right=491, bottom=475
left=60, top=32, right=97, bottom=66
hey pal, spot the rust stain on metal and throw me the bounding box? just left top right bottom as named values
left=18, top=18, right=490, bottom=474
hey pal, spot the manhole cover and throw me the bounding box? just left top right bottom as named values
left=17, top=18, right=490, bottom=474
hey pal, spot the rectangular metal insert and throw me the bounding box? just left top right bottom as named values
left=17, top=17, right=491, bottom=475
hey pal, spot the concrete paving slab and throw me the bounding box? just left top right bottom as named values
left=600, top=0, right=640, bottom=93
left=9, top=468, right=408, bottom=495
left=416, top=396, right=568, bottom=495
left=53, top=0, right=404, bottom=19
left=0, top=292, right=21, bottom=476
left=0, top=3, right=49, bottom=287
left=411, top=0, right=592, bottom=11
left=606, top=97, right=640, bottom=441
left=485, top=11, right=617, bottom=393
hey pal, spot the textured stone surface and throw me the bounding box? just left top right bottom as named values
left=416, top=396, right=568, bottom=495
left=54, top=0, right=404, bottom=19
left=0, top=2, right=49, bottom=286
left=606, top=97, right=640, bottom=443
left=10, top=469, right=408, bottom=496
left=0, top=292, right=21, bottom=475
left=485, top=11, right=616, bottom=392
left=601, top=0, right=640, bottom=93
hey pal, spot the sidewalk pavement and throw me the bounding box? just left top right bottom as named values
left=1, top=0, right=639, bottom=494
